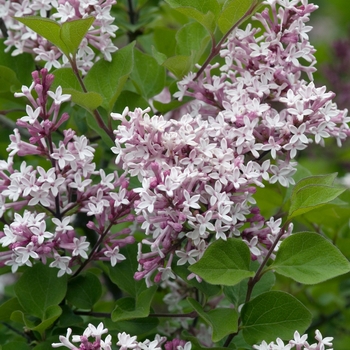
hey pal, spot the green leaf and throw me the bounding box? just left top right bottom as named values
left=30, top=305, right=62, bottom=336
left=15, top=16, right=67, bottom=55
left=107, top=244, right=147, bottom=297
left=111, top=285, right=158, bottom=322
left=14, top=263, right=67, bottom=319
left=172, top=264, right=221, bottom=297
left=163, top=55, right=193, bottom=79
left=153, top=27, right=177, bottom=58
left=292, top=173, right=339, bottom=196
left=0, top=40, right=35, bottom=86
left=175, top=21, right=211, bottom=61
left=105, top=317, right=159, bottom=336
left=153, top=98, right=190, bottom=114
left=188, top=238, right=254, bottom=286
left=52, top=68, right=103, bottom=110
left=60, top=17, right=95, bottom=55
left=66, top=272, right=102, bottom=309
left=2, top=343, right=31, bottom=350
left=52, top=67, right=83, bottom=91
left=151, top=46, right=168, bottom=65
left=131, top=49, right=166, bottom=99
left=165, top=0, right=220, bottom=33
left=218, top=0, right=255, bottom=34
left=269, top=232, right=350, bottom=284
left=288, top=183, right=346, bottom=220
left=187, top=298, right=239, bottom=342
left=0, top=297, right=24, bottom=322
left=241, top=291, right=312, bottom=345
left=0, top=66, right=21, bottom=92
left=58, top=304, right=84, bottom=328
left=15, top=16, right=94, bottom=56
left=66, top=89, right=103, bottom=111
left=113, top=91, right=149, bottom=114
left=223, top=261, right=275, bottom=307
left=84, top=41, right=135, bottom=112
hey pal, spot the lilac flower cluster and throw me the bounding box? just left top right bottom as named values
left=0, top=0, right=118, bottom=74
left=52, top=322, right=191, bottom=350
left=0, top=69, right=135, bottom=276
left=112, top=0, right=350, bottom=285
left=253, top=330, right=333, bottom=350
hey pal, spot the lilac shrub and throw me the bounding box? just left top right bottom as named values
left=113, top=0, right=350, bottom=286
left=0, top=0, right=118, bottom=74
left=0, top=0, right=347, bottom=348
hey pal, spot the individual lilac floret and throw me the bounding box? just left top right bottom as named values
left=253, top=329, right=333, bottom=350
left=112, top=0, right=350, bottom=285
left=1, top=0, right=118, bottom=74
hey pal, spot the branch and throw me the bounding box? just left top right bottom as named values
left=194, top=0, right=262, bottom=81
left=68, top=56, right=114, bottom=141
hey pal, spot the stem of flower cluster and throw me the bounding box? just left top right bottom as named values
left=194, top=0, right=262, bottom=81
left=224, top=220, right=290, bottom=347
left=69, top=55, right=115, bottom=141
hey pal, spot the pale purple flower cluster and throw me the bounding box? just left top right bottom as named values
left=52, top=323, right=190, bottom=350
left=253, top=329, right=333, bottom=350
left=0, top=0, right=118, bottom=74
left=0, top=69, right=135, bottom=276
left=112, top=0, right=350, bottom=285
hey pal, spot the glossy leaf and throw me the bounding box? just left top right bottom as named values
left=105, top=317, right=159, bottom=336
left=131, top=49, right=166, bottom=99
left=66, top=272, right=102, bottom=309
left=269, top=232, right=350, bottom=284
left=173, top=264, right=221, bottom=297
left=153, top=27, right=177, bottom=58
left=58, top=305, right=84, bottom=328
left=0, top=66, right=21, bottom=92
left=111, top=285, right=157, bottom=322
left=218, top=0, right=255, bottom=34
left=175, top=21, right=211, bottom=61
left=52, top=68, right=103, bottom=110
left=14, top=263, right=67, bottom=319
left=52, top=67, right=82, bottom=91
left=31, top=305, right=62, bottom=336
left=163, top=55, right=194, bottom=78
left=60, top=17, right=95, bottom=55
left=288, top=183, right=346, bottom=220
left=188, top=298, right=239, bottom=342
left=113, top=91, right=149, bottom=114
left=15, top=17, right=94, bottom=57
left=292, top=173, right=338, bottom=194
left=188, top=238, right=254, bottom=286
left=84, top=41, right=135, bottom=112
left=0, top=297, right=24, bottom=322
left=15, top=16, right=66, bottom=54
left=0, top=40, right=35, bottom=86
left=2, top=342, right=31, bottom=350
left=224, top=261, right=275, bottom=307
left=66, top=89, right=103, bottom=111
left=107, top=244, right=147, bottom=297
left=241, top=291, right=312, bottom=345
left=165, top=0, right=220, bottom=33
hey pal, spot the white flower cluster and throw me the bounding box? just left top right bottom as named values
left=52, top=323, right=191, bottom=350
left=0, top=0, right=118, bottom=74
left=0, top=69, right=134, bottom=276
left=254, top=330, right=333, bottom=350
